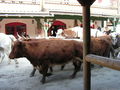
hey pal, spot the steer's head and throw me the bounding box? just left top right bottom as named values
left=9, top=41, right=25, bottom=59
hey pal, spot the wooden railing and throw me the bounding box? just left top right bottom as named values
left=86, top=54, right=120, bottom=71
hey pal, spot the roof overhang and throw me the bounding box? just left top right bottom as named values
left=0, top=11, right=54, bottom=18
left=49, top=10, right=117, bottom=19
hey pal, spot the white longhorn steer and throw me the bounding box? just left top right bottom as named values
left=0, top=33, right=18, bottom=65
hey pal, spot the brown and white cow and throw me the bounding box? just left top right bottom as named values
left=9, top=39, right=83, bottom=84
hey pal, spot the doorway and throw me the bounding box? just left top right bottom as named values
left=5, top=22, right=26, bottom=38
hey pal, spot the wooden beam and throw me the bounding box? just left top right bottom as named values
left=85, top=54, right=120, bottom=71
left=54, top=15, right=82, bottom=20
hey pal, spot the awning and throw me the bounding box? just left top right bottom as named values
left=52, top=20, right=66, bottom=26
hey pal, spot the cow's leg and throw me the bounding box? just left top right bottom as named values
left=14, top=59, right=19, bottom=67
left=0, top=53, right=5, bottom=64
left=30, top=67, right=36, bottom=77
left=39, top=64, right=50, bottom=84
left=70, top=60, right=81, bottom=79
left=114, top=48, right=120, bottom=58
left=8, top=59, right=11, bottom=64
left=14, top=59, right=19, bottom=64
left=5, top=50, right=12, bottom=65
left=61, top=64, right=65, bottom=70
left=49, top=66, right=53, bottom=72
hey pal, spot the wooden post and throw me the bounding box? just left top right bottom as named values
left=77, top=0, right=96, bottom=90
left=83, top=5, right=91, bottom=90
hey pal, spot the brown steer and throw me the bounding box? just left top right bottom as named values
left=9, top=39, right=83, bottom=84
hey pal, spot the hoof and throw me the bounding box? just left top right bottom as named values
left=70, top=75, right=75, bottom=79
left=15, top=65, right=19, bottom=68
left=40, top=79, right=45, bottom=84
left=29, top=74, right=34, bottom=77
left=61, top=68, right=64, bottom=71
left=16, top=62, right=19, bottom=64
left=46, top=73, right=52, bottom=77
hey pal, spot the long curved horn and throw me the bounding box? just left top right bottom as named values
left=21, top=35, right=27, bottom=39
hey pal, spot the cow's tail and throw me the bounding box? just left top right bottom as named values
left=114, top=47, right=120, bottom=58
left=74, top=57, right=83, bottom=62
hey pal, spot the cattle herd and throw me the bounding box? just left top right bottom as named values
left=0, top=30, right=120, bottom=84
